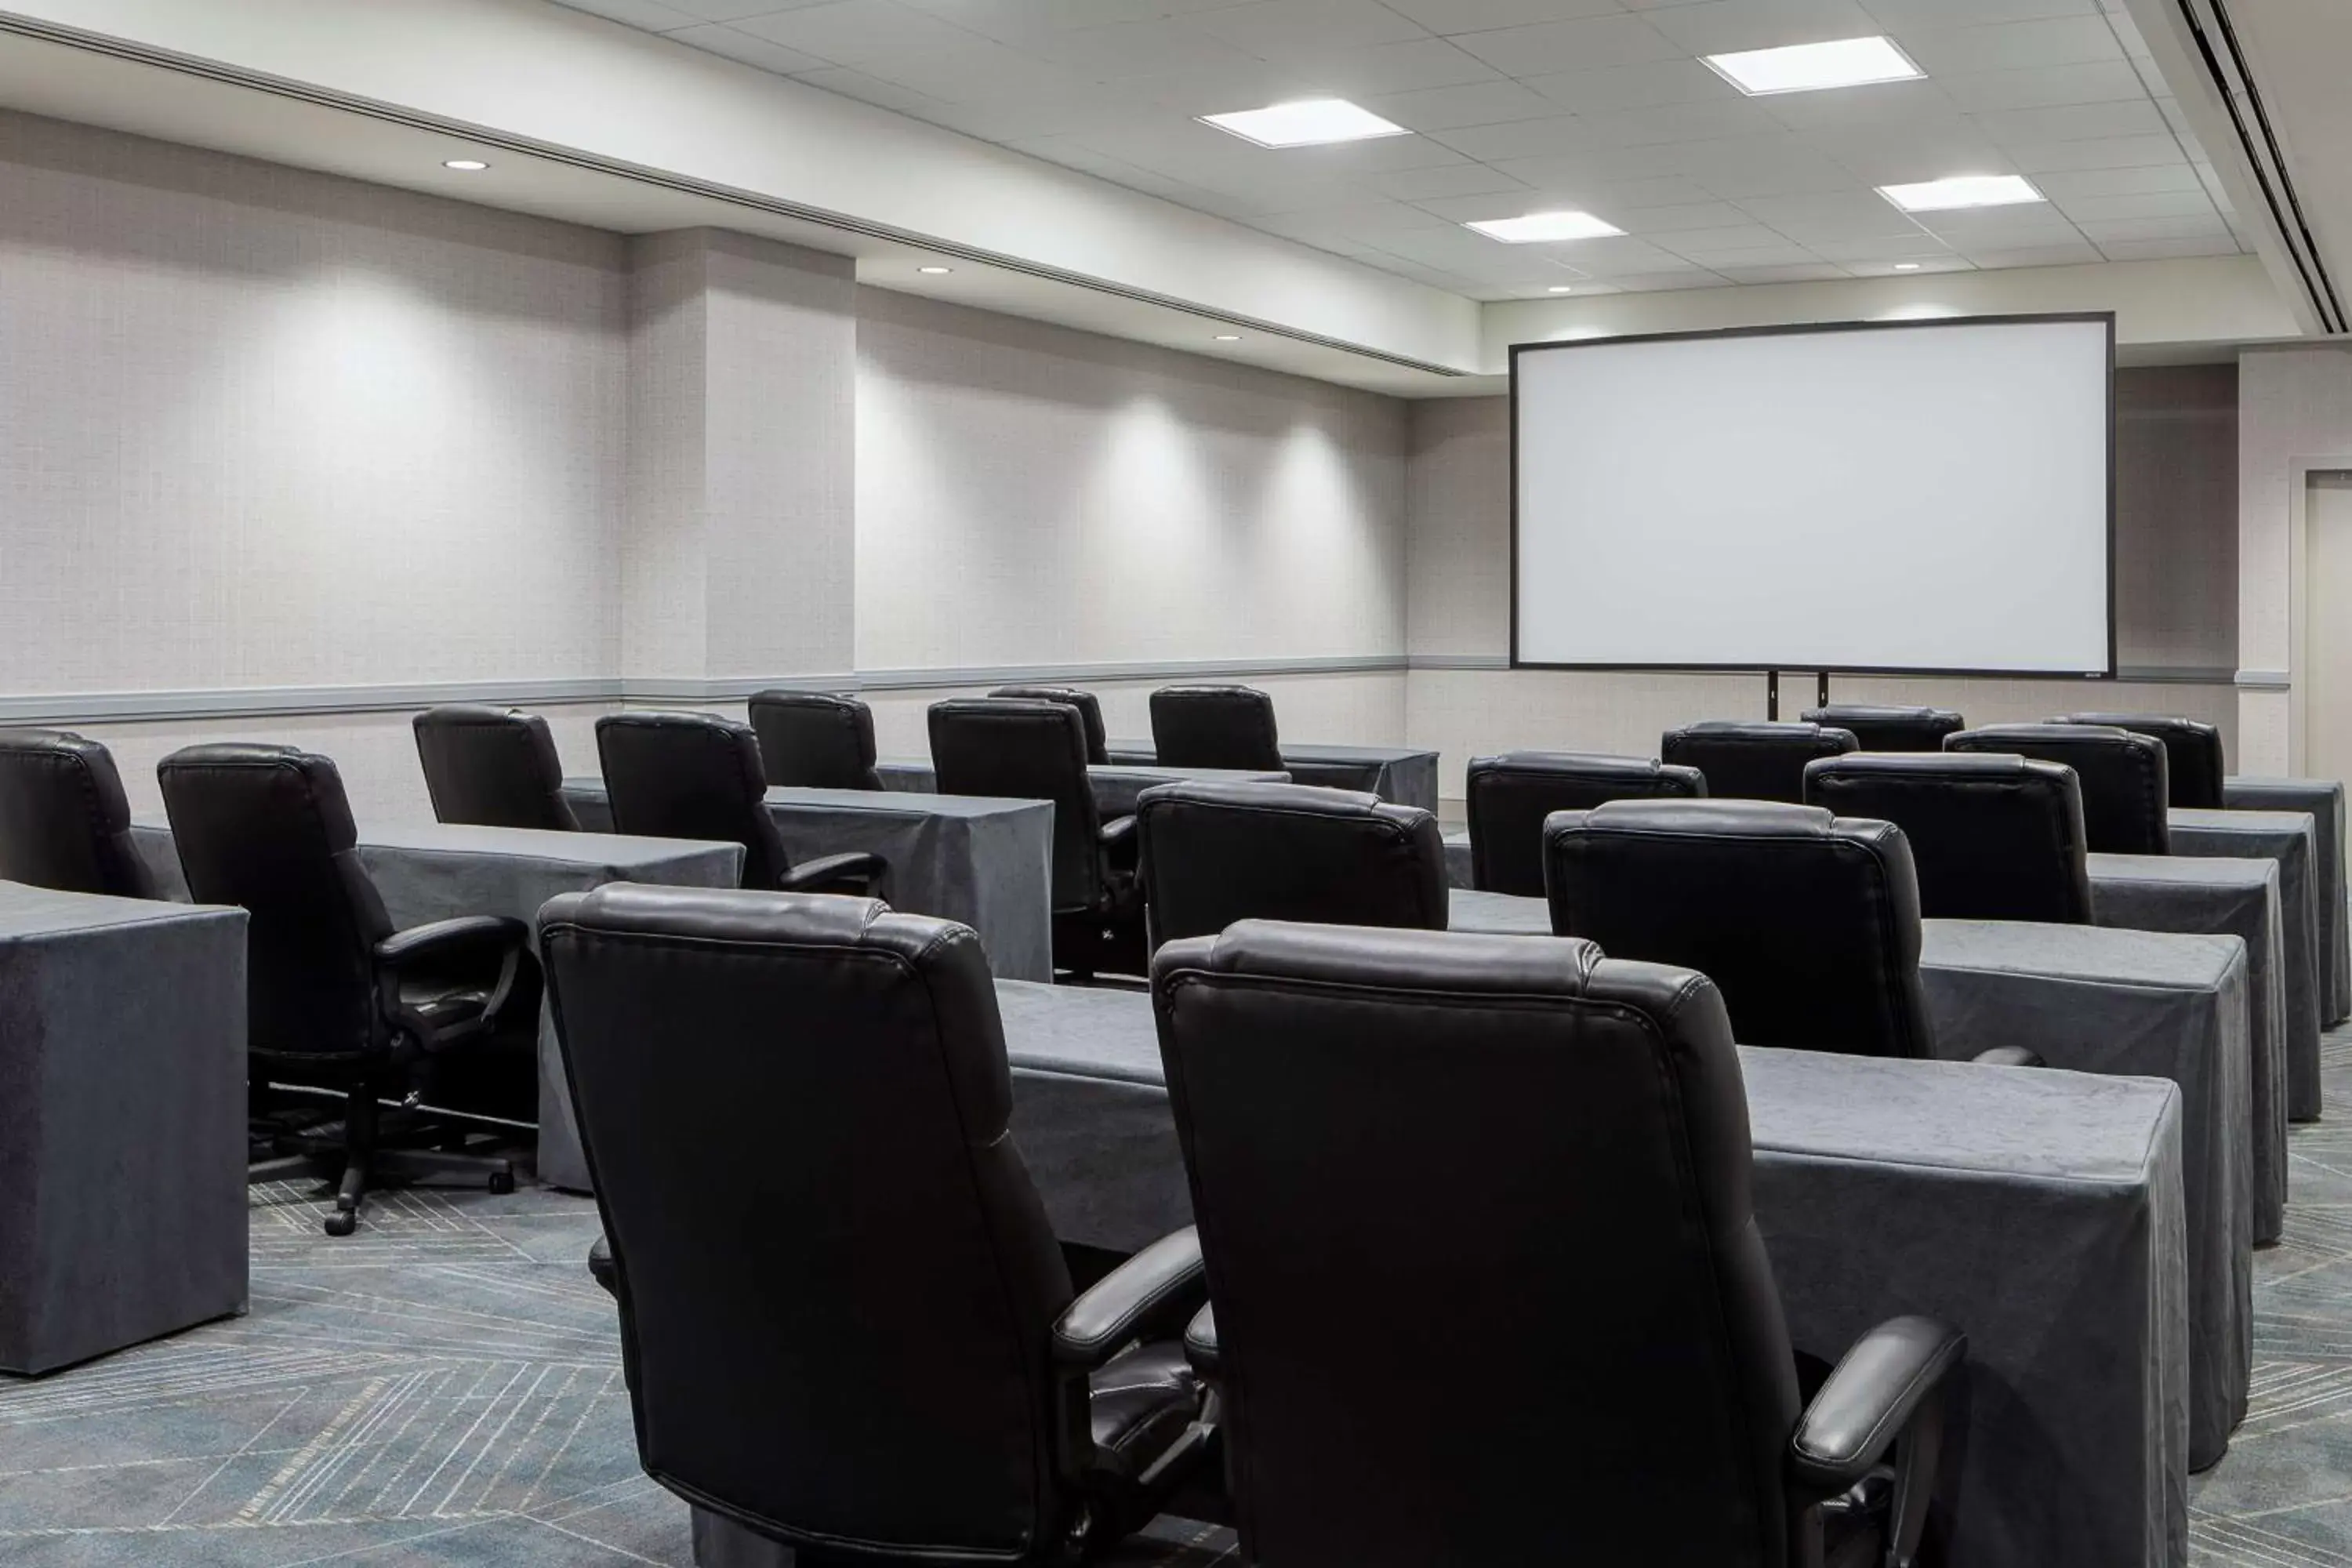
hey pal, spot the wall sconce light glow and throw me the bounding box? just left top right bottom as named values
left=1466, top=211, right=1624, bottom=244
left=1198, top=99, right=1410, bottom=147
left=917, top=265, right=953, bottom=274
left=1878, top=174, right=2043, bottom=212
left=441, top=158, right=490, bottom=172
left=1703, top=36, right=1921, bottom=96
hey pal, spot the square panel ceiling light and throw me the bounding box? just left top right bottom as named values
left=1198, top=99, right=1410, bottom=147
left=1704, top=35, right=1922, bottom=96
left=1878, top=174, right=2045, bottom=212
left=1465, top=210, right=1624, bottom=243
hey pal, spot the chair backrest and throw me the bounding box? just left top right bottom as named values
left=0, top=728, right=152, bottom=898
left=1149, top=684, right=1282, bottom=771
left=1152, top=921, right=1801, bottom=1565
left=990, top=685, right=1109, bottom=766
left=1136, top=780, right=1446, bottom=950
left=746, top=691, right=881, bottom=791
left=412, top=705, right=578, bottom=831
left=1799, top=704, right=1965, bottom=753
left=2060, top=713, right=2226, bottom=809
left=1804, top=752, right=2092, bottom=924
left=157, top=744, right=393, bottom=1058
left=929, top=699, right=1105, bottom=910
left=1660, top=721, right=1859, bottom=804
left=596, top=712, right=791, bottom=890
left=1543, top=798, right=1936, bottom=1058
left=1945, top=723, right=2170, bottom=855
left=1464, top=751, right=1706, bottom=896
left=540, top=885, right=1077, bottom=1559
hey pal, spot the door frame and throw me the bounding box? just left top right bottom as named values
left=2287, top=455, right=2352, bottom=775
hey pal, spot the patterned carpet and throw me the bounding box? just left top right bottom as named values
left=7, top=1034, right=2352, bottom=1567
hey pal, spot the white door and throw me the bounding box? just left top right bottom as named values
left=2306, top=471, right=2352, bottom=783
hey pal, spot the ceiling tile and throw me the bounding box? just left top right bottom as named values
left=2002, top=133, right=2189, bottom=171
left=2073, top=212, right=2231, bottom=243
left=2095, top=234, right=2242, bottom=260
left=1799, top=125, right=2016, bottom=185
left=1308, top=38, right=1507, bottom=94
left=1581, top=98, right=1788, bottom=146
left=2049, top=188, right=2217, bottom=222
left=1189, top=0, right=1432, bottom=59
left=1450, top=13, right=1686, bottom=74
left=2031, top=162, right=2204, bottom=198
left=2105, top=6, right=2153, bottom=57
left=664, top=21, right=830, bottom=71
left=1519, top=60, right=1744, bottom=113
left=1019, top=21, right=1263, bottom=78
left=1712, top=261, right=1854, bottom=281
left=1362, top=79, right=1562, bottom=130
left=1759, top=78, right=1964, bottom=133
left=1639, top=0, right=1889, bottom=56
left=1379, top=0, right=1625, bottom=32
left=1606, top=270, right=1737, bottom=291
left=1541, top=235, right=1707, bottom=272
left=1669, top=135, right=1867, bottom=198
left=660, top=0, right=837, bottom=16
left=1861, top=0, right=2101, bottom=29
left=1372, top=162, right=1535, bottom=200
left=1842, top=255, right=1977, bottom=274
left=1661, top=238, right=1825, bottom=265
left=1970, top=99, right=2169, bottom=145
left=553, top=0, right=708, bottom=28
left=1936, top=60, right=2150, bottom=113
left=1891, top=16, right=2123, bottom=75
left=1429, top=117, right=1601, bottom=160
left=1609, top=201, right=1759, bottom=232
left=1958, top=241, right=2104, bottom=266
left=730, top=0, right=984, bottom=61
left=1802, top=233, right=1957, bottom=260
left=1735, top=187, right=1923, bottom=230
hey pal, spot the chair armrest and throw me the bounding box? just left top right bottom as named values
left=1969, top=1045, right=2043, bottom=1069
left=1788, top=1316, right=1966, bottom=1495
left=1183, top=1304, right=1218, bottom=1378
left=373, top=915, right=528, bottom=970
left=1100, top=815, right=1137, bottom=848
left=779, top=851, right=887, bottom=895
left=587, top=1235, right=616, bottom=1297
left=1051, top=1225, right=1205, bottom=1369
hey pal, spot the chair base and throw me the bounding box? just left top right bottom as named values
left=250, top=1089, right=515, bottom=1236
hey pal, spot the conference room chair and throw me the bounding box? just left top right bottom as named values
left=1544, top=799, right=2038, bottom=1066
left=991, top=684, right=1110, bottom=765
left=1463, top=750, right=1705, bottom=896
left=412, top=704, right=580, bottom=831
left=931, top=697, right=1143, bottom=978
left=2060, top=713, right=2227, bottom=809
left=595, top=711, right=885, bottom=895
left=0, top=728, right=154, bottom=897
left=157, top=743, right=526, bottom=1235
left=1150, top=684, right=1283, bottom=771
left=746, top=689, right=883, bottom=791
left=1135, top=779, right=1446, bottom=951
left=1800, top=704, right=1965, bottom=753
left=1945, top=723, right=2171, bottom=855
left=1661, top=720, right=1859, bottom=804
left=542, top=884, right=1213, bottom=1562
left=1151, top=920, right=1965, bottom=1567
left=1803, top=753, right=2093, bottom=924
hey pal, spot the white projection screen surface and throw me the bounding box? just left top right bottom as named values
left=1512, top=315, right=2114, bottom=674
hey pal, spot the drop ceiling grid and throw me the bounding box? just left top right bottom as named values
left=554, top=0, right=2252, bottom=297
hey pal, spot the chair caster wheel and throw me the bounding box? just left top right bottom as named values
left=488, top=1171, right=515, bottom=1195
left=323, top=1210, right=358, bottom=1237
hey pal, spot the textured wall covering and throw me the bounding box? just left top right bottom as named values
left=2237, top=348, right=2352, bottom=771
left=854, top=289, right=1410, bottom=679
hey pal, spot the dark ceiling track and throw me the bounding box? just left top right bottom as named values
left=2175, top=0, right=2347, bottom=334
left=0, top=10, right=1468, bottom=379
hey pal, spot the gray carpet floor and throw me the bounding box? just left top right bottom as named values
left=7, top=1030, right=2352, bottom=1566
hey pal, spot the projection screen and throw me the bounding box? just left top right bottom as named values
left=1512, top=314, right=2114, bottom=675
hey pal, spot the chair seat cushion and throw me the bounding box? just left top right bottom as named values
left=1088, top=1341, right=1199, bottom=1479
left=397, top=976, right=494, bottom=1033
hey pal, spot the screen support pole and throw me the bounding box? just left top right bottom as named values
left=1817, top=671, right=1830, bottom=709
left=1766, top=670, right=1779, bottom=721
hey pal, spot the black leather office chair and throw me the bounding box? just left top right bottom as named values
left=1464, top=751, right=1705, bottom=896
left=747, top=690, right=882, bottom=791
left=1945, top=723, right=2171, bottom=855
left=1544, top=799, right=2037, bottom=1065
left=0, top=728, right=153, bottom=897
left=543, top=884, right=1213, bottom=1563
left=1801, top=705, right=1965, bottom=753
left=157, top=744, right=525, bottom=1235
left=931, top=698, right=1142, bottom=978
left=412, top=705, right=579, bottom=831
left=1804, top=753, right=2092, bottom=924
left=596, top=712, right=884, bottom=895
left=1135, top=780, right=1446, bottom=951
left=1150, top=685, right=1283, bottom=771
left=992, top=684, right=1110, bottom=766
left=1152, top=920, right=1965, bottom=1568
left=1661, top=721, right=1859, bottom=804
left=2060, top=713, right=2227, bottom=809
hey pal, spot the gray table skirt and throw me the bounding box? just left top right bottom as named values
left=2172, top=808, right=2322, bottom=1123
left=873, top=760, right=1290, bottom=820
left=2225, top=777, right=2348, bottom=1026
left=1447, top=887, right=2247, bottom=1470
left=0, top=882, right=249, bottom=1374
left=563, top=778, right=1054, bottom=982
left=133, top=819, right=743, bottom=1193
left=1105, top=739, right=1440, bottom=814
left=990, top=978, right=2188, bottom=1568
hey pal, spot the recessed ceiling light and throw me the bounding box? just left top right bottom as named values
left=1878, top=174, right=2044, bottom=212
left=1198, top=99, right=1410, bottom=148
left=1893, top=262, right=1922, bottom=270
left=917, top=265, right=952, bottom=274
left=1704, top=36, right=1922, bottom=96
left=1466, top=211, right=1624, bottom=244
left=442, top=158, right=489, bottom=172
left=1212, top=333, right=1243, bottom=341
left=1547, top=285, right=1574, bottom=293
